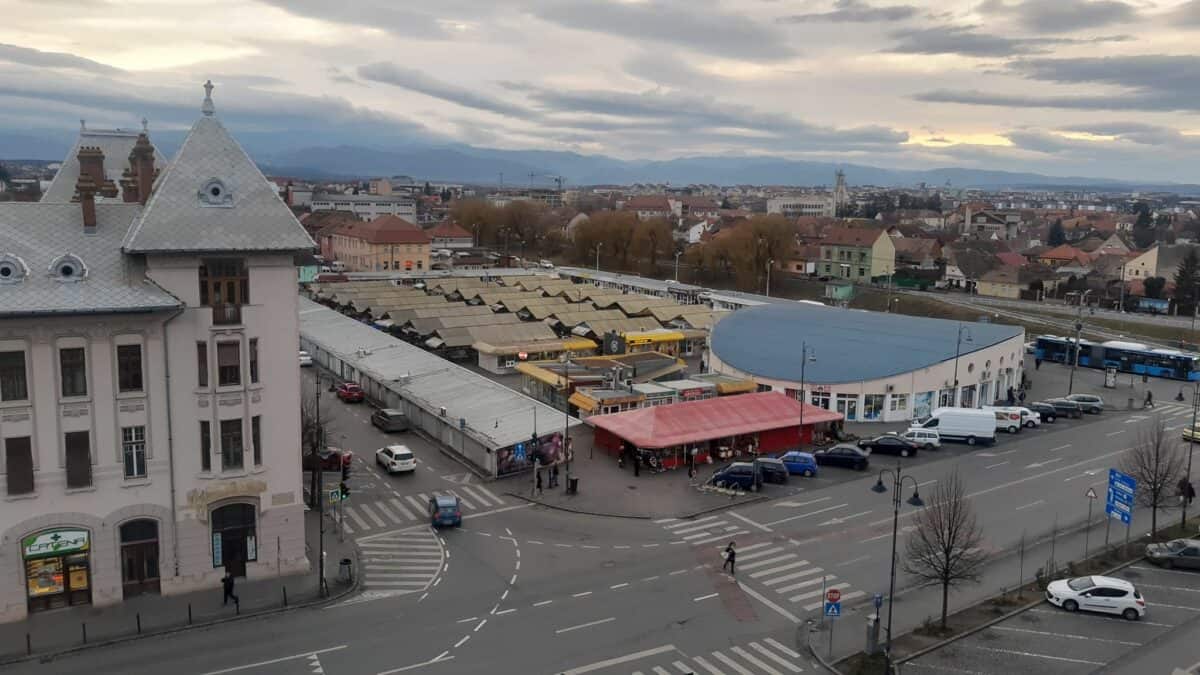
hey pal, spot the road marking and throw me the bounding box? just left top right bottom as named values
left=692, top=655, right=724, bottom=674
left=763, top=567, right=824, bottom=586
left=495, top=608, right=516, bottom=615
left=387, top=498, right=417, bottom=520
left=764, top=638, right=801, bottom=659
left=461, top=503, right=533, bottom=521
left=475, top=484, right=504, bottom=505
left=750, top=641, right=803, bottom=673
left=1135, top=583, right=1200, bottom=595
left=740, top=583, right=801, bottom=623
left=534, top=600, right=553, bottom=607
left=694, top=592, right=719, bottom=602
left=611, top=583, right=629, bottom=589
left=474, top=619, right=487, bottom=632
left=790, top=582, right=850, bottom=603
left=671, top=520, right=722, bottom=535
left=964, top=645, right=1103, bottom=666
left=654, top=517, right=679, bottom=524
left=741, top=554, right=798, bottom=571
left=775, top=575, right=831, bottom=594
left=765, top=502, right=849, bottom=527
left=689, top=530, right=750, bottom=545
left=985, top=461, right=1009, bottom=469
left=555, top=617, right=616, bottom=635
left=1107, top=430, right=1127, bottom=437
left=501, top=590, right=509, bottom=600
left=731, top=645, right=784, bottom=675
left=573, top=591, right=593, bottom=597
left=682, top=531, right=714, bottom=541
left=737, top=546, right=786, bottom=562
left=453, top=635, right=470, bottom=649
left=729, top=511, right=773, bottom=532
left=773, top=496, right=832, bottom=508
left=1024, top=458, right=1062, bottom=469
left=860, top=532, right=891, bottom=543
left=750, top=559, right=810, bottom=578
left=819, top=510, right=872, bottom=526
left=712, top=650, right=757, bottom=675
left=403, top=496, right=426, bottom=514
left=642, top=576, right=660, bottom=582
left=199, top=646, right=349, bottom=675
left=459, top=485, right=492, bottom=507
left=1015, top=500, right=1044, bottom=511
left=510, top=574, right=517, bottom=585
left=839, top=555, right=871, bottom=566
left=804, top=590, right=864, bottom=611
left=1049, top=444, right=1071, bottom=452
left=345, top=507, right=371, bottom=531
left=990, top=625, right=1140, bottom=645
left=663, top=515, right=719, bottom=530
left=669, top=569, right=689, bottom=576
left=372, top=500, right=403, bottom=524
left=560, top=645, right=677, bottom=675
left=376, top=653, right=454, bottom=675
left=456, top=617, right=478, bottom=623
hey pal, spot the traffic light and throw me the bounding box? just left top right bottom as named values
left=339, top=481, right=350, bottom=499
left=342, top=463, right=351, bottom=481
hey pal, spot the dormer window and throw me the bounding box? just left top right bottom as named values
left=48, top=254, right=87, bottom=282
left=0, top=254, right=28, bottom=284
left=199, top=178, right=233, bottom=207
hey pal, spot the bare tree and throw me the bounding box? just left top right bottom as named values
left=1120, top=415, right=1185, bottom=537
left=301, top=390, right=336, bottom=508
left=904, top=469, right=987, bottom=630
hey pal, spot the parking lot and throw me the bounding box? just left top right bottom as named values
left=903, top=562, right=1200, bottom=674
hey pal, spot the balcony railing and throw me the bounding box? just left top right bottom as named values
left=211, top=303, right=242, bottom=325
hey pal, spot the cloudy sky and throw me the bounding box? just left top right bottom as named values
left=2, top=0, right=1199, bottom=181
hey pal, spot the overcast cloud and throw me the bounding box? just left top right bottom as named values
left=0, top=0, right=1198, bottom=181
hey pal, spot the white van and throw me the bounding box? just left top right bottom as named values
left=984, top=406, right=1040, bottom=432
left=899, top=428, right=941, bottom=450
left=330, top=260, right=347, bottom=272
left=910, top=407, right=996, bottom=446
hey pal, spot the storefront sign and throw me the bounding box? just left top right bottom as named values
left=246, top=535, right=257, bottom=561
left=22, top=529, right=89, bottom=559
left=212, top=533, right=223, bottom=568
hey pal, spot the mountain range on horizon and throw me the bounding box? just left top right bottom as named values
left=4, top=129, right=1198, bottom=194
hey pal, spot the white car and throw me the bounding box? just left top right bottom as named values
left=298, top=350, right=313, bottom=367
left=898, top=428, right=940, bottom=449
left=1045, top=575, right=1145, bottom=621
left=539, top=260, right=554, bottom=269
left=376, top=445, right=416, bottom=473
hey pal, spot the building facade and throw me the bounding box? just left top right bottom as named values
left=817, top=227, right=896, bottom=282
left=329, top=215, right=431, bottom=272
left=767, top=194, right=836, bottom=218
left=311, top=193, right=417, bottom=222
left=0, top=82, right=313, bottom=623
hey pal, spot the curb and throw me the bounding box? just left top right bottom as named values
left=805, top=627, right=844, bottom=674
left=679, top=494, right=768, bottom=520
left=504, top=492, right=652, bottom=519
left=894, top=555, right=1143, bottom=666
left=0, top=564, right=363, bottom=667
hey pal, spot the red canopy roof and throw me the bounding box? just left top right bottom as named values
left=588, top=391, right=842, bottom=449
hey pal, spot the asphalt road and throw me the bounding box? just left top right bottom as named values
left=10, top=366, right=1199, bottom=675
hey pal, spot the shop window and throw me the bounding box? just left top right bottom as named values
left=59, top=347, right=87, bottom=397
left=217, top=342, right=240, bottom=387
left=890, top=394, right=909, bottom=412
left=23, top=528, right=91, bottom=612
left=220, top=418, right=243, bottom=471
left=863, top=394, right=885, bottom=420
left=117, top=344, right=144, bottom=393
left=122, top=426, right=146, bottom=479
left=200, top=421, right=212, bottom=472
left=251, top=415, right=262, bottom=466
left=938, top=387, right=956, bottom=408
left=5, top=436, right=34, bottom=495
left=0, top=350, right=28, bottom=401
left=64, top=431, right=91, bottom=488
left=197, top=342, right=208, bottom=387
left=248, top=339, right=259, bottom=384
left=811, top=391, right=831, bottom=409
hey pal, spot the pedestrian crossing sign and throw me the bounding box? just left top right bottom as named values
left=514, top=443, right=526, bottom=461
left=824, top=601, right=841, bottom=618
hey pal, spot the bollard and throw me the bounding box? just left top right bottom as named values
left=25, top=633, right=30, bottom=656
left=137, top=613, right=142, bottom=634
left=188, top=603, right=193, bottom=625
left=283, top=586, right=288, bottom=607
left=235, top=600, right=240, bottom=616
left=81, top=622, right=87, bottom=644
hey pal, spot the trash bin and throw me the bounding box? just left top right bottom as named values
left=339, top=557, right=353, bottom=584
left=568, top=477, right=579, bottom=495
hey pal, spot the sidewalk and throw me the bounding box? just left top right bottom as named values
left=505, top=451, right=764, bottom=519
left=0, top=506, right=358, bottom=663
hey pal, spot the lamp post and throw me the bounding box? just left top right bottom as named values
left=1067, top=290, right=1092, bottom=396
left=767, top=259, right=775, bottom=297
left=311, top=372, right=327, bottom=597
left=1184, top=383, right=1199, bottom=531
left=674, top=251, right=683, bottom=282
left=798, top=342, right=816, bottom=446
left=871, top=462, right=925, bottom=673
left=951, top=324, right=972, bottom=407
left=594, top=243, right=603, bottom=272
left=560, top=351, right=573, bottom=489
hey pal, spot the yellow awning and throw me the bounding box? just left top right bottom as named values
left=568, top=391, right=597, bottom=412
left=714, top=380, right=757, bottom=395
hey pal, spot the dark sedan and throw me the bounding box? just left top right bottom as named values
left=858, top=435, right=919, bottom=458
left=812, top=444, right=870, bottom=471
left=1027, top=401, right=1058, bottom=423
left=1146, top=538, right=1200, bottom=569
left=1042, top=398, right=1084, bottom=419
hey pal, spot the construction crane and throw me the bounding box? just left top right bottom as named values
left=527, top=172, right=566, bottom=192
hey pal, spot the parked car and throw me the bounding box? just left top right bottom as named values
left=428, top=494, right=462, bottom=528
left=1066, top=394, right=1105, bottom=414
left=298, top=350, right=313, bottom=367
left=1184, top=424, right=1200, bottom=442
left=539, top=259, right=554, bottom=269
left=1025, top=341, right=1036, bottom=354
left=986, top=405, right=1041, bottom=429
left=371, top=408, right=409, bottom=432
left=336, top=382, right=365, bottom=403
left=909, top=408, right=996, bottom=446
left=1027, top=401, right=1058, bottom=424
left=987, top=408, right=1024, bottom=434
left=777, top=450, right=818, bottom=477
left=375, top=445, right=416, bottom=474
left=303, top=448, right=353, bottom=472
left=858, top=435, right=919, bottom=458
left=753, top=457, right=789, bottom=484
left=898, top=428, right=940, bottom=450
left=812, top=444, right=870, bottom=471
left=1146, top=538, right=1200, bottom=569
left=1045, top=575, right=1145, bottom=621
left=710, top=462, right=763, bottom=491
left=1043, top=398, right=1084, bottom=419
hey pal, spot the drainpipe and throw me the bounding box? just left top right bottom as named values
left=160, top=306, right=186, bottom=576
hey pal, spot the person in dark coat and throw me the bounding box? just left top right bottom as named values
left=722, top=542, right=736, bottom=575
left=1035, top=358, right=1042, bottom=370
left=535, top=470, right=544, bottom=496
left=222, top=570, right=239, bottom=606
left=1145, top=390, right=1155, bottom=408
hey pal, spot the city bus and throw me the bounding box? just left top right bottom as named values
left=1034, top=335, right=1200, bottom=381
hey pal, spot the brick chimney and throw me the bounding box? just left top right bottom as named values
left=130, top=132, right=156, bottom=205
left=76, top=173, right=97, bottom=230
left=77, top=146, right=105, bottom=186
left=120, top=164, right=139, bottom=203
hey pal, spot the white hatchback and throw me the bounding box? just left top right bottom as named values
left=376, top=445, right=417, bottom=474
left=899, top=428, right=940, bottom=450
left=1045, top=575, right=1145, bottom=620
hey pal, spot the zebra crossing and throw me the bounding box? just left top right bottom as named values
left=1129, top=402, right=1197, bottom=430
left=334, top=484, right=509, bottom=535
left=355, top=528, right=444, bottom=598
left=565, top=638, right=806, bottom=675
left=657, top=517, right=866, bottom=613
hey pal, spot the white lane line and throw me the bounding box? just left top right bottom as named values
left=689, top=530, right=749, bottom=545
left=495, top=608, right=516, bottom=615
left=1135, top=583, right=1200, bottom=595
left=1108, top=429, right=1127, bottom=437
left=453, top=635, right=470, bottom=649
left=694, top=592, right=719, bottom=602
left=765, top=503, right=848, bottom=528
left=560, top=645, right=677, bottom=675
left=750, top=560, right=812, bottom=579
left=653, top=517, right=679, bottom=524
left=461, top=503, right=533, bottom=522
left=839, top=555, right=871, bottom=566
left=610, top=583, right=629, bottom=590
left=819, top=510, right=872, bottom=527
left=860, top=532, right=891, bottom=543
left=740, top=583, right=802, bottom=624
left=916, top=479, right=938, bottom=488
left=375, top=654, right=455, bottom=675
left=573, top=591, right=593, bottom=597
left=763, top=567, right=824, bottom=587
left=740, top=554, right=798, bottom=571
left=749, top=642, right=803, bottom=673
left=712, top=650, right=756, bottom=675
left=682, top=531, right=715, bottom=541
left=773, top=496, right=832, bottom=509
left=663, top=515, right=719, bottom=530
left=729, top=511, right=773, bottom=532
left=555, top=617, right=616, bottom=635
left=965, top=645, right=1103, bottom=666
left=1015, top=500, right=1045, bottom=511
left=1049, top=444, right=1071, bottom=452
left=456, top=617, right=478, bottom=623
left=534, top=600, right=553, bottom=607
left=730, top=645, right=783, bottom=675
left=989, top=625, right=1140, bottom=646
left=198, top=646, right=349, bottom=675
left=474, top=619, right=487, bottom=632
left=985, top=461, right=1009, bottom=469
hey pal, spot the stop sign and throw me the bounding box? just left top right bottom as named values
left=826, top=588, right=841, bottom=603
left=518, top=351, right=528, bottom=361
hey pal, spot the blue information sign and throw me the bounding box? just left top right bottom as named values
left=514, top=443, right=526, bottom=461
left=873, top=593, right=884, bottom=610
left=1106, top=468, right=1136, bottom=525
left=824, top=601, right=841, bottom=617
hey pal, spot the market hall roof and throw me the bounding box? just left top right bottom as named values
left=711, top=302, right=1023, bottom=385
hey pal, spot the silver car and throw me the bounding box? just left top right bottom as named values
left=1066, top=394, right=1104, bottom=414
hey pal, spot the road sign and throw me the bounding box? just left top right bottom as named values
left=824, top=601, right=841, bottom=617
left=1106, top=468, right=1136, bottom=525
left=514, top=443, right=526, bottom=461
left=1085, top=487, right=1098, bottom=500
left=826, top=588, right=842, bottom=603
left=873, top=593, right=883, bottom=610
left=328, top=488, right=341, bottom=504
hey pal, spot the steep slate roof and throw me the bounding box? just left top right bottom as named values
left=123, top=88, right=315, bottom=253
left=42, top=126, right=167, bottom=203
left=0, top=203, right=180, bottom=317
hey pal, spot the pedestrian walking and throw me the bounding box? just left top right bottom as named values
left=536, top=470, right=544, bottom=496
left=550, top=464, right=559, bottom=489
left=633, top=451, right=640, bottom=477
left=1145, top=390, right=1155, bottom=408
left=1018, top=388, right=1026, bottom=404
left=1006, top=386, right=1016, bottom=406
left=221, top=569, right=239, bottom=607
left=1188, top=482, right=1196, bottom=506
left=1035, top=357, right=1042, bottom=370
left=722, top=542, right=736, bottom=575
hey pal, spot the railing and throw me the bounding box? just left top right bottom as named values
left=211, top=303, right=242, bottom=325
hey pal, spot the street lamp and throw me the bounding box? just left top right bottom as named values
left=1184, top=383, right=1199, bottom=531
left=871, top=462, right=925, bottom=673
left=767, top=259, right=775, bottom=297
left=674, top=251, right=683, bottom=282
left=951, top=324, right=972, bottom=407
left=560, top=351, right=573, bottom=489
left=798, top=343, right=816, bottom=445
left=594, top=243, right=603, bottom=272
left=1067, top=290, right=1093, bottom=396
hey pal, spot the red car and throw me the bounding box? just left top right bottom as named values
left=336, top=382, right=365, bottom=403
left=302, top=448, right=353, bottom=472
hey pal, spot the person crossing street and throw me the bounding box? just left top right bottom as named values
left=722, top=541, right=736, bottom=575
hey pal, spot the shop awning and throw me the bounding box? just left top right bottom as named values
left=588, top=391, right=842, bottom=449
left=568, top=391, right=597, bottom=412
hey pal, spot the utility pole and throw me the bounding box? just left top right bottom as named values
left=313, top=374, right=326, bottom=597
left=766, top=259, right=774, bottom=297
left=799, top=343, right=815, bottom=445
left=1067, top=290, right=1090, bottom=396
left=594, top=243, right=603, bottom=272
left=1184, top=383, right=1198, bottom=531
left=674, top=251, right=682, bottom=282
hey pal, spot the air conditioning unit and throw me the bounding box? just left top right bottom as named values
left=885, top=384, right=895, bottom=393
left=439, top=406, right=447, bottom=417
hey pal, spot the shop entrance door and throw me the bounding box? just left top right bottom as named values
left=212, top=503, right=256, bottom=578
left=836, top=395, right=858, bottom=421
left=120, top=520, right=160, bottom=597
left=221, top=532, right=248, bottom=577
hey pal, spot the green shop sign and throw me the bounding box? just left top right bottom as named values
left=22, top=529, right=90, bottom=559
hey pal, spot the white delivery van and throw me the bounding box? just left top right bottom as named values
left=983, top=406, right=1039, bottom=432
left=910, top=407, right=996, bottom=446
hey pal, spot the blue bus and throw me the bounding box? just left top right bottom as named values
left=1035, top=335, right=1200, bottom=381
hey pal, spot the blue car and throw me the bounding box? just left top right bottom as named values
left=428, top=494, right=462, bottom=527
left=778, top=451, right=819, bottom=477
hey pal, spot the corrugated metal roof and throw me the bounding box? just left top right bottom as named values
left=404, top=312, right=521, bottom=336
left=298, top=297, right=582, bottom=449
left=547, top=309, right=627, bottom=327
left=576, top=317, right=664, bottom=336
